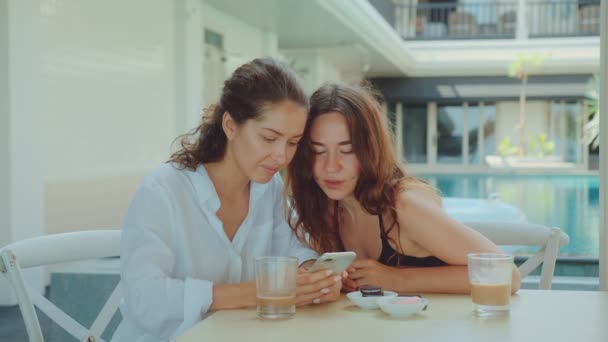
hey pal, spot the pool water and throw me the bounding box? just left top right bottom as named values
left=419, top=174, right=600, bottom=257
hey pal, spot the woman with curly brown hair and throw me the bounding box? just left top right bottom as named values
left=287, top=82, right=520, bottom=295
left=113, top=58, right=341, bottom=342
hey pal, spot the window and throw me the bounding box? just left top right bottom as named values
left=402, top=106, right=428, bottom=163
left=437, top=105, right=464, bottom=164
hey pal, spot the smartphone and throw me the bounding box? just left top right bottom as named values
left=307, top=251, right=356, bottom=275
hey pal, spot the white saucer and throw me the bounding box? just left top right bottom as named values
left=377, top=296, right=428, bottom=318
left=346, top=291, right=398, bottom=310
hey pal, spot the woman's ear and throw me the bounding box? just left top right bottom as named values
left=222, top=111, right=237, bottom=140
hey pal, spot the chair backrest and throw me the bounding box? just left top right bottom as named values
left=463, top=221, right=569, bottom=290
left=0, top=230, right=121, bottom=342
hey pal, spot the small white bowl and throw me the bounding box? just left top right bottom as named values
left=377, top=296, right=428, bottom=318
left=346, top=291, right=398, bottom=310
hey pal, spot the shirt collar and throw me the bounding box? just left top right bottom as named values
left=189, top=164, right=271, bottom=212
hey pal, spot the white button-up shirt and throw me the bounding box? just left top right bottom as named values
left=112, top=163, right=317, bottom=342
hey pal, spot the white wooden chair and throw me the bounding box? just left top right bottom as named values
left=464, top=221, right=570, bottom=290
left=0, top=230, right=121, bottom=342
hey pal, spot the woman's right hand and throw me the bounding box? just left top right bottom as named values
left=295, top=268, right=342, bottom=306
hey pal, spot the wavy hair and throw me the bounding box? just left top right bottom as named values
left=287, top=82, right=438, bottom=257
left=168, top=57, right=307, bottom=169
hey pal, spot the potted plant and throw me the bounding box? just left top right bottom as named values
left=528, top=133, right=555, bottom=158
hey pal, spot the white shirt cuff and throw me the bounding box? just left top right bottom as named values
left=175, top=278, right=213, bottom=336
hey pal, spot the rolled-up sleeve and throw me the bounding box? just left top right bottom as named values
left=270, top=176, right=318, bottom=264
left=120, top=180, right=213, bottom=339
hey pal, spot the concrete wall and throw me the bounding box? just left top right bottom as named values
left=40, top=1, right=283, bottom=234
left=41, top=0, right=177, bottom=183
left=40, top=1, right=177, bottom=233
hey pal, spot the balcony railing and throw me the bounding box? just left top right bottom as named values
left=390, top=0, right=600, bottom=40
left=528, top=0, right=600, bottom=37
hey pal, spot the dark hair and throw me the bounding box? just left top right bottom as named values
left=169, top=57, right=308, bottom=169
left=287, top=82, right=438, bottom=256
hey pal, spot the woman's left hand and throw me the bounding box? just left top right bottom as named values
left=341, top=266, right=358, bottom=293
left=348, top=259, right=397, bottom=289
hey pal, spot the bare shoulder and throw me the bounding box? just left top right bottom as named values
left=393, top=185, right=450, bottom=236
left=396, top=186, right=443, bottom=213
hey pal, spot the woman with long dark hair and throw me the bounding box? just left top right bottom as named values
left=288, top=82, right=521, bottom=294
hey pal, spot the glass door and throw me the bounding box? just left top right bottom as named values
left=437, top=105, right=464, bottom=164
left=402, top=106, right=428, bottom=163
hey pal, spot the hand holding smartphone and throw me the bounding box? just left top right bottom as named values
left=307, top=251, right=356, bottom=275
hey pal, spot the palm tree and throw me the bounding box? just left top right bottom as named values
left=508, top=53, right=546, bottom=156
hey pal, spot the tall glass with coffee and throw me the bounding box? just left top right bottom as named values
left=467, top=253, right=513, bottom=317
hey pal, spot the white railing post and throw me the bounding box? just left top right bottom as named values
left=516, top=0, right=528, bottom=40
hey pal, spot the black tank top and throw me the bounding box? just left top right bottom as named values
left=377, top=214, right=446, bottom=267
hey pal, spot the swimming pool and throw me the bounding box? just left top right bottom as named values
left=418, top=174, right=600, bottom=257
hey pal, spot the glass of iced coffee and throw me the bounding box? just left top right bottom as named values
left=255, top=256, right=298, bottom=320
left=467, top=253, right=513, bottom=317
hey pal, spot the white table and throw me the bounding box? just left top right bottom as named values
left=176, top=290, right=608, bottom=342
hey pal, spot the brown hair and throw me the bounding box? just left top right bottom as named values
left=169, top=57, right=308, bottom=169
left=287, top=82, right=438, bottom=256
